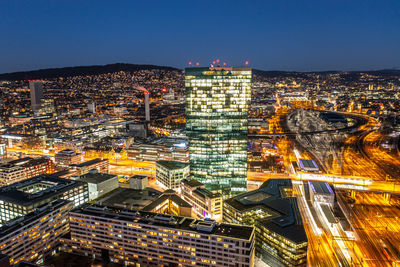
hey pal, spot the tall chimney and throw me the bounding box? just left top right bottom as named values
left=145, top=93, right=150, bottom=122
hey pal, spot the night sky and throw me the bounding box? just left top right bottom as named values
left=1, top=0, right=399, bottom=73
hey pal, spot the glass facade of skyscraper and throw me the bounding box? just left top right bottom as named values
left=185, top=67, right=251, bottom=195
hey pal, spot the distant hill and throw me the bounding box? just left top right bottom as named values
left=253, top=68, right=400, bottom=78
left=0, top=63, right=180, bottom=81
left=1, top=63, right=399, bottom=81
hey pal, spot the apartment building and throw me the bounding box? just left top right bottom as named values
left=8, top=157, right=54, bottom=179
left=0, top=166, right=26, bottom=187
left=61, top=204, right=255, bottom=267
left=0, top=157, right=55, bottom=186
left=0, top=200, right=73, bottom=266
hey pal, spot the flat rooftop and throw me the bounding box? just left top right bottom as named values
left=181, top=179, right=221, bottom=198
left=72, top=204, right=254, bottom=241
left=56, top=149, right=79, bottom=155
left=97, top=188, right=162, bottom=210
left=7, top=156, right=50, bottom=167
left=156, top=160, right=189, bottom=170
left=225, top=179, right=307, bottom=244
left=132, top=137, right=188, bottom=149
left=185, top=67, right=252, bottom=76
left=195, top=187, right=221, bottom=199
left=182, top=178, right=203, bottom=188
left=130, top=175, right=147, bottom=180
left=0, top=175, right=86, bottom=205
left=72, top=158, right=107, bottom=168
left=299, top=159, right=318, bottom=170
left=78, top=173, right=117, bottom=184
left=309, top=180, right=334, bottom=195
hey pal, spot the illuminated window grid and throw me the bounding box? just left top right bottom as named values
left=64, top=208, right=255, bottom=267
left=185, top=67, right=251, bottom=195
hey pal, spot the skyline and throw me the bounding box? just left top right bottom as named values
left=1, top=0, right=400, bottom=73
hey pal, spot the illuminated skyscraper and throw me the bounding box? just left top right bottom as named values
left=29, top=80, right=43, bottom=112
left=185, top=67, right=251, bottom=195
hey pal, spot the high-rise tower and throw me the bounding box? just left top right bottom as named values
left=185, top=66, right=251, bottom=195
left=29, top=80, right=44, bottom=112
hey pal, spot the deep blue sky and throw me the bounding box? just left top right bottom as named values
left=1, top=0, right=400, bottom=73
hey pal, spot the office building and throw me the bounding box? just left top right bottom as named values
left=0, top=157, right=55, bottom=187
left=0, top=200, right=73, bottom=266
left=35, top=98, right=56, bottom=117
left=7, top=157, right=55, bottom=180
left=0, top=144, right=6, bottom=159
left=52, top=158, right=109, bottom=180
left=75, top=169, right=118, bottom=201
left=224, top=179, right=307, bottom=267
left=185, top=67, right=251, bottom=195
left=0, top=165, right=26, bottom=187
left=129, top=175, right=148, bottom=190
left=156, top=160, right=189, bottom=190
left=0, top=175, right=88, bottom=224
left=53, top=139, right=83, bottom=153
left=54, top=149, right=83, bottom=166
left=127, top=137, right=189, bottom=163
left=181, top=179, right=223, bottom=222
left=71, top=158, right=109, bottom=175
left=87, top=102, right=96, bottom=113
left=29, top=81, right=43, bottom=112
left=61, top=204, right=255, bottom=267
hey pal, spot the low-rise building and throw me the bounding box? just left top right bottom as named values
left=127, top=137, right=189, bottom=163
left=71, top=158, right=109, bottom=175
left=54, top=149, right=83, bottom=166
left=181, top=179, right=223, bottom=222
left=0, top=200, right=73, bottom=266
left=156, top=160, right=189, bottom=190
left=129, top=175, right=148, bottom=190
left=0, top=175, right=88, bottom=224
left=75, top=169, right=118, bottom=201
left=0, top=157, right=55, bottom=186
left=61, top=204, right=255, bottom=267
left=7, top=157, right=54, bottom=179
left=298, top=159, right=319, bottom=172
left=51, top=158, right=110, bottom=180
left=308, top=180, right=335, bottom=206
left=0, top=165, right=26, bottom=187
left=224, top=179, right=307, bottom=267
